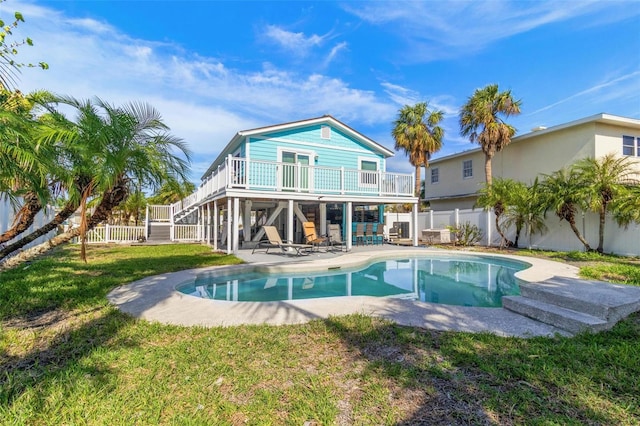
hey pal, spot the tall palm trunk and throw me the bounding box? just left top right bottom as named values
left=0, top=182, right=129, bottom=271
left=493, top=202, right=512, bottom=247
left=0, top=192, right=43, bottom=244
left=484, top=154, right=493, bottom=186
left=0, top=200, right=79, bottom=260
left=597, top=204, right=606, bottom=253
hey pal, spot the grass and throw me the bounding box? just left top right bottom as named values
left=1, top=244, right=639, bottom=424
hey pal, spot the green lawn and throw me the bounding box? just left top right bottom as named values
left=1, top=244, right=639, bottom=425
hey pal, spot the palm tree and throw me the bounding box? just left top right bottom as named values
left=0, top=97, right=191, bottom=268
left=147, top=179, right=196, bottom=205
left=474, top=177, right=520, bottom=247
left=459, top=84, right=521, bottom=185
left=611, top=184, right=640, bottom=227
left=501, top=178, right=547, bottom=248
left=574, top=154, right=638, bottom=253
left=0, top=95, right=113, bottom=259
left=539, top=168, right=591, bottom=251
left=0, top=89, right=56, bottom=244
left=392, top=102, right=444, bottom=201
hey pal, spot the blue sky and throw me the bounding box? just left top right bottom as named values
left=6, top=0, right=640, bottom=183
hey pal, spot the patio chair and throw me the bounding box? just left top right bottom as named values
left=365, top=223, right=374, bottom=245
left=252, top=226, right=312, bottom=256
left=302, top=221, right=328, bottom=251
left=354, top=223, right=366, bottom=246
left=373, top=224, right=385, bottom=245
left=327, top=224, right=347, bottom=252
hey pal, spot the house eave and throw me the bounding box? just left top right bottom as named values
left=429, top=113, right=640, bottom=166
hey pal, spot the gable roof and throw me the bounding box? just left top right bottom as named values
left=429, top=113, right=640, bottom=165
left=201, top=115, right=393, bottom=179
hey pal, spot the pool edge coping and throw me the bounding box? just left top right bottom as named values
left=107, top=248, right=580, bottom=337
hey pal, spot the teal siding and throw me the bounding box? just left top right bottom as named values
left=247, top=124, right=384, bottom=170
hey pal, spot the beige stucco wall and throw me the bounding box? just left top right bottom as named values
left=594, top=122, right=640, bottom=159
left=426, top=118, right=640, bottom=210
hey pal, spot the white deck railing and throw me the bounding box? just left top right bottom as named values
left=173, top=155, right=414, bottom=217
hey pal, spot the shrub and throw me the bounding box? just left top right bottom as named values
left=448, top=222, right=483, bottom=246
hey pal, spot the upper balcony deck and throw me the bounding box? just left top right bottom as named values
left=170, top=155, right=415, bottom=217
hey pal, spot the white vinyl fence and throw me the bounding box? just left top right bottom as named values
left=385, top=208, right=640, bottom=256
left=84, top=225, right=146, bottom=244
left=0, top=198, right=57, bottom=254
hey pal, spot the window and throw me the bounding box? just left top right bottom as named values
left=360, top=159, right=378, bottom=185
left=430, top=167, right=439, bottom=184
left=462, top=160, right=473, bottom=179
left=321, top=125, right=331, bottom=139
left=623, top=135, right=638, bottom=156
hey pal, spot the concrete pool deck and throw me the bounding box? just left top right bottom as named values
left=107, top=246, right=588, bottom=337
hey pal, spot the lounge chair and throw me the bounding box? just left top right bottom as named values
left=302, top=221, right=328, bottom=251
left=252, top=226, right=312, bottom=256
left=327, top=224, right=347, bottom=252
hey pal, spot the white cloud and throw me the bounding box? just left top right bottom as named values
left=528, top=70, right=640, bottom=116
left=323, top=41, right=348, bottom=67
left=263, top=25, right=325, bottom=56
left=10, top=1, right=401, bottom=182
left=343, top=0, right=638, bottom=61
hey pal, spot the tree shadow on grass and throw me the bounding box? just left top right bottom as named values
left=0, top=308, right=134, bottom=409
left=0, top=245, right=239, bottom=321
left=322, top=314, right=640, bottom=425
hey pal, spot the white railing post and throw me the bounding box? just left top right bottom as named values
left=340, top=167, right=345, bottom=195
left=378, top=170, right=382, bottom=196
left=227, top=154, right=233, bottom=188
left=105, top=224, right=111, bottom=243
left=145, top=205, right=149, bottom=240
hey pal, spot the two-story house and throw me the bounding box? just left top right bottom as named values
left=163, top=115, right=419, bottom=252
left=425, top=113, right=640, bottom=210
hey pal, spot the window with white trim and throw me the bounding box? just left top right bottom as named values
left=462, top=160, right=473, bottom=179
left=623, top=135, right=639, bottom=156
left=430, top=167, right=439, bottom=184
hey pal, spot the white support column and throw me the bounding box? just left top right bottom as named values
left=429, top=210, right=434, bottom=229
left=319, top=203, right=327, bottom=236
left=486, top=208, right=492, bottom=247
left=287, top=199, right=294, bottom=248
left=213, top=200, right=218, bottom=251
left=233, top=197, right=240, bottom=253
left=226, top=198, right=232, bottom=255
left=206, top=202, right=211, bottom=245
left=144, top=205, right=149, bottom=240
left=454, top=208, right=460, bottom=228
left=346, top=201, right=352, bottom=251
left=198, top=206, right=203, bottom=242
left=244, top=199, right=252, bottom=242
left=412, top=203, right=419, bottom=246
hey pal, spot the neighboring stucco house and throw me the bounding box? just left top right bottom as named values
left=166, top=115, right=419, bottom=252
left=425, top=113, right=640, bottom=210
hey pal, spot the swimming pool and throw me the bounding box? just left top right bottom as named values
left=177, top=254, right=528, bottom=307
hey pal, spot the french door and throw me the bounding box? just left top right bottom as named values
left=281, top=150, right=311, bottom=191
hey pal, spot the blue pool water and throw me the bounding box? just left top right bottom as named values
left=178, top=255, right=528, bottom=307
